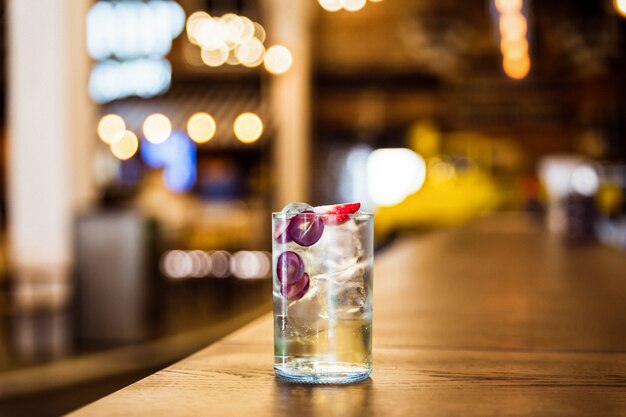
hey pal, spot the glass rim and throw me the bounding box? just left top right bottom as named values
left=272, top=211, right=373, bottom=218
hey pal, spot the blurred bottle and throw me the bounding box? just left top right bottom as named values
left=538, top=155, right=600, bottom=243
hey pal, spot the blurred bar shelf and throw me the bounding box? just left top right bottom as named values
left=68, top=212, right=626, bottom=416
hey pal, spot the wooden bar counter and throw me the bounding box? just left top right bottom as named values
left=70, top=213, right=626, bottom=416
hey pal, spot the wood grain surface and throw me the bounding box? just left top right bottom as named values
left=69, top=213, right=626, bottom=416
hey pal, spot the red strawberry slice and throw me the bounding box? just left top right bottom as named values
left=313, top=202, right=361, bottom=225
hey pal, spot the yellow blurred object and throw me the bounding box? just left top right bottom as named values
left=407, top=121, right=440, bottom=158
left=426, top=158, right=456, bottom=187
left=375, top=169, right=500, bottom=238
left=597, top=183, right=624, bottom=216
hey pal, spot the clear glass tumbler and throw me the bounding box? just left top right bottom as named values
left=273, top=210, right=373, bottom=383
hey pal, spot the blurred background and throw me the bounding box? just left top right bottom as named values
left=0, top=0, right=625, bottom=415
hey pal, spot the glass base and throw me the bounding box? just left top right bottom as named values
left=274, top=361, right=371, bottom=384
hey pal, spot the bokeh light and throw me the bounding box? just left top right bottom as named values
left=500, top=38, right=528, bottom=60
left=188, top=250, right=212, bottom=278
left=185, top=12, right=267, bottom=68
left=143, top=113, right=172, bottom=144
left=318, top=0, right=343, bottom=12
left=499, top=13, right=527, bottom=40
left=110, top=130, right=139, bottom=160
left=89, top=58, right=172, bottom=103
left=87, top=1, right=183, bottom=102
left=97, top=114, right=126, bottom=144
left=159, top=250, right=271, bottom=280
left=319, top=0, right=371, bottom=12
left=571, top=166, right=599, bottom=196
left=253, top=22, right=266, bottom=43
left=231, top=251, right=270, bottom=279
left=344, top=0, right=367, bottom=12
left=264, top=45, right=293, bottom=74
left=428, top=158, right=457, bottom=186
left=141, top=131, right=197, bottom=193
left=87, top=1, right=185, bottom=60
left=495, top=0, right=522, bottom=14
left=503, top=55, right=530, bottom=79
left=160, top=250, right=192, bottom=279
left=234, top=112, right=264, bottom=143
left=367, top=148, right=426, bottom=206
left=195, top=17, right=228, bottom=50
left=201, top=45, right=229, bottom=67
left=186, top=11, right=210, bottom=45
left=615, top=0, right=626, bottom=17
left=495, top=0, right=530, bottom=80
left=187, top=112, right=216, bottom=144
left=210, top=251, right=232, bottom=278
left=235, top=38, right=265, bottom=67
left=222, top=13, right=245, bottom=48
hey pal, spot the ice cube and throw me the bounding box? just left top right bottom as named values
left=286, top=283, right=329, bottom=337
left=281, top=202, right=313, bottom=219
left=307, top=220, right=362, bottom=276
left=329, top=264, right=368, bottom=319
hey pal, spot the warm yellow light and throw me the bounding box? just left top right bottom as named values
left=318, top=0, right=343, bottom=12
left=97, top=114, right=125, bottom=144
left=501, top=38, right=528, bottom=60
left=110, top=130, right=138, bottom=160
left=615, top=0, right=626, bottom=17
left=234, top=112, right=263, bottom=143
left=235, top=38, right=265, bottom=67
left=222, top=13, right=244, bottom=48
left=143, top=113, right=172, bottom=144
left=499, top=13, right=527, bottom=40
left=503, top=56, right=530, bottom=79
left=253, top=22, right=266, bottom=43
left=187, top=113, right=216, bottom=144
left=186, top=11, right=210, bottom=45
left=241, top=51, right=265, bottom=68
left=201, top=44, right=229, bottom=67
left=344, top=0, right=367, bottom=11
left=495, top=0, right=522, bottom=14
left=369, top=0, right=384, bottom=2
left=264, top=45, right=293, bottom=75
left=239, top=17, right=256, bottom=43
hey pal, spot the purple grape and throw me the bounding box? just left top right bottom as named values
left=291, top=275, right=310, bottom=300
left=287, top=211, right=324, bottom=247
left=276, top=251, right=304, bottom=285
left=281, top=273, right=310, bottom=299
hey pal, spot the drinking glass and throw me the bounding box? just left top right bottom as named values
left=272, top=210, right=373, bottom=383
